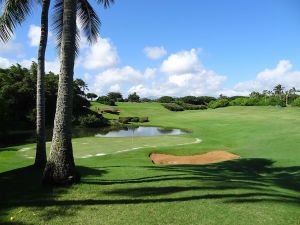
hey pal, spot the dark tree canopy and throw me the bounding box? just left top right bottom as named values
left=128, top=92, right=140, bottom=102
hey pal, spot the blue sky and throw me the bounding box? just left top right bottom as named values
left=1, top=0, right=300, bottom=97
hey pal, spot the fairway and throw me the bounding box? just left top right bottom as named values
left=0, top=103, right=300, bottom=225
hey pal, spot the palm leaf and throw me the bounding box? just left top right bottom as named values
left=77, top=0, right=100, bottom=44
left=96, top=0, right=115, bottom=8
left=0, top=0, right=33, bottom=42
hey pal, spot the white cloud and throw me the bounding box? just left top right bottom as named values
left=19, top=58, right=60, bottom=74
left=0, top=56, right=60, bottom=74
left=143, top=46, right=167, bottom=60
left=83, top=73, right=91, bottom=81
left=83, top=38, right=119, bottom=69
left=0, top=57, right=12, bottom=68
left=229, top=60, right=300, bottom=95
left=109, top=84, right=121, bottom=92
left=28, top=25, right=41, bottom=47
left=92, top=66, right=154, bottom=95
left=28, top=25, right=52, bottom=47
left=0, top=41, right=23, bottom=57
left=160, top=48, right=201, bottom=74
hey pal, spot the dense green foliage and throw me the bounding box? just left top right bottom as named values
left=128, top=92, right=140, bottom=102
left=161, top=103, right=184, bottom=111
left=208, top=98, right=230, bottom=109
left=78, top=113, right=108, bottom=128
left=107, top=92, right=123, bottom=102
left=158, top=96, right=175, bottom=103
left=0, top=64, right=96, bottom=143
left=97, top=95, right=116, bottom=106
left=118, top=116, right=149, bottom=124
left=291, top=97, right=300, bottom=107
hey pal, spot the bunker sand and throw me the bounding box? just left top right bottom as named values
left=150, top=150, right=240, bottom=165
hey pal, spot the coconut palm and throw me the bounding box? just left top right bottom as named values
left=0, top=0, right=114, bottom=172
left=0, top=0, right=50, bottom=168
left=43, top=0, right=114, bottom=185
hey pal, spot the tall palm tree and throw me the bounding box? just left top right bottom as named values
left=43, top=0, right=114, bottom=185
left=0, top=0, right=114, bottom=172
left=35, top=0, right=50, bottom=168
left=0, top=0, right=50, bottom=168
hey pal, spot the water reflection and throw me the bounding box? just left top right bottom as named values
left=0, top=126, right=188, bottom=147
left=95, top=126, right=187, bottom=137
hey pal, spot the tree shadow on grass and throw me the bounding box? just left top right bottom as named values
left=0, top=165, right=107, bottom=224
left=0, top=158, right=299, bottom=223
left=97, top=158, right=300, bottom=205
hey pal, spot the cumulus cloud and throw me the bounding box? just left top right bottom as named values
left=20, top=58, right=60, bottom=74
left=0, top=56, right=60, bottom=74
left=0, top=57, right=12, bottom=68
left=28, top=25, right=41, bottom=46
left=90, top=48, right=226, bottom=97
left=28, top=25, right=52, bottom=47
left=229, top=60, right=300, bottom=95
left=160, top=48, right=201, bottom=74
left=127, top=49, right=226, bottom=97
left=0, top=41, right=23, bottom=57
left=143, top=46, right=167, bottom=60
left=92, top=66, right=155, bottom=95
left=83, top=38, right=119, bottom=69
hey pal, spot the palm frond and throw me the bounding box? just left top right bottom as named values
left=96, top=0, right=114, bottom=9
left=52, top=0, right=63, bottom=54
left=0, top=0, right=33, bottom=42
left=53, top=0, right=81, bottom=57
left=77, top=0, right=100, bottom=45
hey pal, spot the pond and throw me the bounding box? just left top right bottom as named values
left=0, top=126, right=188, bottom=147
left=95, top=126, right=188, bottom=137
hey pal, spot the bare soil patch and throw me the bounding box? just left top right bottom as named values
left=150, top=150, right=240, bottom=165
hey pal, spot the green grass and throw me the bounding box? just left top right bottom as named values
left=0, top=103, right=300, bottom=225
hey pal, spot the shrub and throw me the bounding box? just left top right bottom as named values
left=243, top=97, right=260, bottom=106
left=230, top=97, right=247, bottom=106
left=97, top=96, right=116, bottom=106
left=131, top=117, right=140, bottom=122
left=291, top=97, right=300, bottom=107
left=118, top=117, right=132, bottom=124
left=158, top=96, right=175, bottom=103
left=78, top=114, right=108, bottom=128
left=265, top=96, right=285, bottom=107
left=139, top=117, right=149, bottom=122
left=118, top=116, right=149, bottom=124
left=208, top=99, right=229, bottom=109
left=161, top=103, right=184, bottom=111
left=180, top=103, right=207, bottom=110
left=161, top=103, right=184, bottom=112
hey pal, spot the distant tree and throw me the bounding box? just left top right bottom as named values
left=86, top=93, right=98, bottom=101
left=249, top=91, right=261, bottom=98
left=273, top=84, right=284, bottom=99
left=128, top=92, right=140, bottom=102
left=285, top=87, right=297, bottom=106
left=219, top=94, right=228, bottom=99
left=74, top=79, right=88, bottom=96
left=97, top=96, right=115, bottom=106
left=196, top=96, right=216, bottom=105
left=158, top=96, right=174, bottom=103
left=141, top=98, right=152, bottom=102
left=107, top=92, right=123, bottom=102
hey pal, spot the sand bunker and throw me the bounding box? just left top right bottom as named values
left=150, top=150, right=240, bottom=165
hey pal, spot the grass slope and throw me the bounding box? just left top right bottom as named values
left=0, top=103, right=300, bottom=225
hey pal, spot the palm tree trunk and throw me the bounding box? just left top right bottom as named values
left=35, top=0, right=50, bottom=168
left=42, top=0, right=79, bottom=185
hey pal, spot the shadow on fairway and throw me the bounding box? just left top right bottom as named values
left=0, top=158, right=299, bottom=223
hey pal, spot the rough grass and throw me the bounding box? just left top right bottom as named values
left=0, top=103, right=300, bottom=225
